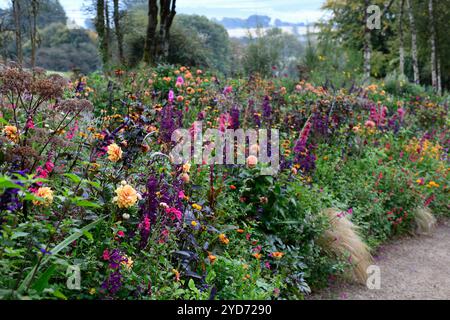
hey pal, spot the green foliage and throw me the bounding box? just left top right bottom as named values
left=242, top=27, right=303, bottom=78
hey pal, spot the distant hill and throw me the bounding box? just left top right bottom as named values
left=213, top=14, right=308, bottom=29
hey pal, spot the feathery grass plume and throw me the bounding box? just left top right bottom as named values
left=320, top=208, right=372, bottom=284
left=414, top=207, right=437, bottom=235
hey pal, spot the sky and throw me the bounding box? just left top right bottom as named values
left=0, top=0, right=326, bottom=27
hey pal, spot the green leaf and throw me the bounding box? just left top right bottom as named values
left=18, top=215, right=106, bottom=293
left=188, top=279, right=196, bottom=291
left=0, top=177, right=25, bottom=190
left=63, top=173, right=82, bottom=184
left=82, top=230, right=94, bottom=242
left=52, top=289, right=68, bottom=300
left=23, top=193, right=44, bottom=202
left=73, top=199, right=101, bottom=208
left=11, top=232, right=30, bottom=240
left=32, top=264, right=57, bottom=292
left=83, top=179, right=101, bottom=189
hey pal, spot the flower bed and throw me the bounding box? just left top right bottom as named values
left=0, top=64, right=448, bottom=300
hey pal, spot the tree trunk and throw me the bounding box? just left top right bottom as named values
left=437, top=56, right=442, bottom=96
left=30, top=0, right=39, bottom=68
left=143, top=0, right=158, bottom=64
left=428, top=0, right=438, bottom=91
left=12, top=0, right=23, bottom=65
left=399, top=0, right=405, bottom=76
left=162, top=0, right=176, bottom=60
left=113, top=0, right=125, bottom=64
left=406, top=0, right=420, bottom=84
left=363, top=0, right=371, bottom=81
left=96, top=0, right=108, bottom=66
left=105, top=0, right=112, bottom=61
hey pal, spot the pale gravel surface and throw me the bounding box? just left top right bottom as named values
left=310, top=219, right=450, bottom=300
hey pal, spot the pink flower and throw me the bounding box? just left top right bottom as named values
left=223, top=86, right=233, bottom=95
left=365, top=120, right=376, bottom=128
left=168, top=90, right=175, bottom=103
left=219, top=113, right=231, bottom=132
left=44, top=161, right=54, bottom=172
left=26, top=118, right=35, bottom=129
left=117, top=231, right=125, bottom=238
left=178, top=190, right=186, bottom=199
left=165, top=207, right=182, bottom=221
left=102, top=249, right=110, bottom=261
left=139, top=216, right=151, bottom=232
left=159, top=229, right=169, bottom=244
left=397, top=108, right=406, bottom=122
left=176, top=76, right=184, bottom=86
left=66, top=120, right=79, bottom=140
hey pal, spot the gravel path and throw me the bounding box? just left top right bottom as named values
left=310, top=219, right=450, bottom=300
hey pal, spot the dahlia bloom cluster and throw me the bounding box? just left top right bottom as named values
left=113, top=181, right=141, bottom=209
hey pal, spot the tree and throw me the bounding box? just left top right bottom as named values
left=113, top=0, right=125, bottom=64
left=242, top=28, right=303, bottom=78
left=0, top=9, right=14, bottom=62
left=171, top=15, right=231, bottom=74
left=159, top=0, right=176, bottom=59
left=322, top=0, right=395, bottom=81
left=29, top=0, right=39, bottom=68
left=143, top=0, right=157, bottom=63
left=12, top=0, right=23, bottom=64
left=35, top=23, right=101, bottom=73
left=143, top=0, right=176, bottom=64
left=428, top=0, right=438, bottom=93
left=95, top=0, right=109, bottom=65
left=398, top=0, right=405, bottom=76
left=105, top=0, right=112, bottom=61
left=406, top=0, right=420, bottom=84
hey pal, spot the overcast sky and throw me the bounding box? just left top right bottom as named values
left=0, top=0, right=326, bottom=27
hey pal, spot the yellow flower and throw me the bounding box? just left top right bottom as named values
left=89, top=288, right=96, bottom=295
left=192, top=203, right=202, bottom=211
left=427, top=181, right=440, bottom=188
left=33, top=187, right=54, bottom=207
left=121, top=255, right=134, bottom=270
left=182, top=162, right=191, bottom=173
left=218, top=234, right=229, bottom=245
left=191, top=220, right=198, bottom=227
left=2, top=125, right=19, bottom=142
left=172, top=268, right=180, bottom=281
left=113, top=184, right=141, bottom=208
left=107, top=143, right=123, bottom=162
